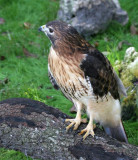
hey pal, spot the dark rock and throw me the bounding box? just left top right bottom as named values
left=0, top=98, right=137, bottom=160
left=57, top=0, right=129, bottom=38
left=69, top=144, right=133, bottom=160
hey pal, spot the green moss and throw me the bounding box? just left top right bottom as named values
left=123, top=121, right=138, bottom=145
left=0, top=148, right=33, bottom=160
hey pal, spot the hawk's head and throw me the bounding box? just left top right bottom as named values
left=39, top=20, right=92, bottom=55
left=39, top=20, right=81, bottom=47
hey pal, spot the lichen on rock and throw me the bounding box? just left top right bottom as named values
left=114, top=47, right=138, bottom=120
left=58, top=0, right=129, bottom=38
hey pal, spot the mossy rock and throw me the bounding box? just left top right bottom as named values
left=114, top=47, right=138, bottom=120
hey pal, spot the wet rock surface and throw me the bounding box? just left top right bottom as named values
left=58, top=0, right=128, bottom=38
left=0, top=98, right=137, bottom=160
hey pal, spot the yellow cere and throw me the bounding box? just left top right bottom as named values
left=42, top=25, right=45, bottom=29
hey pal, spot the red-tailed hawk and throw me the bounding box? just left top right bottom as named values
left=39, top=20, right=128, bottom=143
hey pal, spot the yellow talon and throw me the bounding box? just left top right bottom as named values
left=66, top=121, right=75, bottom=131
left=79, top=124, right=95, bottom=140
left=65, top=118, right=87, bottom=131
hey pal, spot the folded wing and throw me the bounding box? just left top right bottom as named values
left=80, top=48, right=119, bottom=100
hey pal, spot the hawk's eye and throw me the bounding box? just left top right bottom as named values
left=49, top=28, right=54, bottom=33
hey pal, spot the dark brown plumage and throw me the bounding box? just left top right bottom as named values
left=39, top=20, right=128, bottom=143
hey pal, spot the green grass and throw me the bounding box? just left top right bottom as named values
left=0, top=0, right=138, bottom=159
left=90, top=22, right=138, bottom=66
left=123, top=121, right=138, bottom=145
left=0, top=148, right=33, bottom=160
left=90, top=0, right=138, bottom=65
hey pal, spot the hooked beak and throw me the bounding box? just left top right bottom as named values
left=38, top=25, right=48, bottom=33
left=38, top=26, right=42, bottom=32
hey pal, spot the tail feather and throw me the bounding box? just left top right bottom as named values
left=103, top=121, right=128, bottom=143
left=113, top=70, right=127, bottom=97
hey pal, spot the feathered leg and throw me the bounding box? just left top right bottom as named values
left=65, top=101, right=87, bottom=131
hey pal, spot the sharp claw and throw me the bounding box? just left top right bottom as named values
left=79, top=125, right=95, bottom=140
left=66, top=121, right=75, bottom=131
left=81, top=137, right=83, bottom=142
left=83, top=131, right=89, bottom=140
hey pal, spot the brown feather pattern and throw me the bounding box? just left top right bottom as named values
left=46, top=20, right=119, bottom=101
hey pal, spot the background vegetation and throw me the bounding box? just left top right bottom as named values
left=0, top=0, right=137, bottom=159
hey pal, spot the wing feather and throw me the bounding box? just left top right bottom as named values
left=80, top=48, right=119, bottom=99
left=48, top=69, right=59, bottom=90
